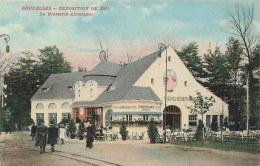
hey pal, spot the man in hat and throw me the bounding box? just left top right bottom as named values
left=59, top=124, right=66, bottom=144
left=47, top=121, right=58, bottom=152
left=35, top=120, right=48, bottom=154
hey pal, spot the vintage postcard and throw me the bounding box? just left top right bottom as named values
left=0, top=0, right=259, bottom=166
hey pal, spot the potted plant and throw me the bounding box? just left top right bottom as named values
left=119, top=118, right=128, bottom=141
left=147, top=119, right=158, bottom=143
left=68, top=119, right=76, bottom=139
left=77, top=121, right=86, bottom=140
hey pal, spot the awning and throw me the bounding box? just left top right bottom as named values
left=112, top=111, right=161, bottom=115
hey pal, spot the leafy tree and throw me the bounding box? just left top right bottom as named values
left=203, top=45, right=231, bottom=99
left=36, top=45, right=72, bottom=86
left=225, top=38, right=244, bottom=129
left=175, top=42, right=207, bottom=84
left=186, top=91, right=215, bottom=140
left=5, top=55, right=38, bottom=130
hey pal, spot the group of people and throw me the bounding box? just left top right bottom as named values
left=32, top=120, right=66, bottom=153
left=32, top=120, right=96, bottom=153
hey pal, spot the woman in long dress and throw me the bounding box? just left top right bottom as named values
left=86, top=122, right=96, bottom=148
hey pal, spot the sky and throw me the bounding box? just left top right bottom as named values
left=0, top=0, right=259, bottom=70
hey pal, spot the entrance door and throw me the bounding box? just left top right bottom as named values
left=163, top=105, right=181, bottom=131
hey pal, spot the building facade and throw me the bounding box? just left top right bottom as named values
left=31, top=47, right=228, bottom=133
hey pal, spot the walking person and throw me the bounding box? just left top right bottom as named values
left=59, top=124, right=66, bottom=144
left=31, top=123, right=38, bottom=140
left=35, top=120, right=48, bottom=154
left=47, top=121, right=58, bottom=152
left=86, top=121, right=96, bottom=149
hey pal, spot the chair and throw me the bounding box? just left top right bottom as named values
left=138, top=132, right=145, bottom=140
left=127, top=135, right=131, bottom=140
left=132, top=132, right=137, bottom=140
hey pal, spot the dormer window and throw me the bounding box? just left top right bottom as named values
left=184, top=81, right=187, bottom=87
left=43, top=88, right=47, bottom=93
left=107, top=84, right=116, bottom=92
left=42, top=85, right=52, bottom=93
left=168, top=56, right=171, bottom=62
left=68, top=86, right=73, bottom=92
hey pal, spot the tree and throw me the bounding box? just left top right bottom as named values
left=225, top=37, right=244, bottom=129
left=186, top=91, right=215, bottom=141
left=226, top=5, right=260, bottom=128
left=5, top=55, right=38, bottom=130
left=175, top=42, right=207, bottom=84
left=203, top=45, right=231, bottom=99
left=36, top=45, right=72, bottom=86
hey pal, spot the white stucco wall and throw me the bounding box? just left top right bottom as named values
left=134, top=47, right=228, bottom=130
left=31, top=99, right=73, bottom=126
left=74, top=80, right=108, bottom=102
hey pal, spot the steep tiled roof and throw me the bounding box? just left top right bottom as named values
left=85, top=60, right=121, bottom=76
left=32, top=50, right=161, bottom=104
left=73, top=50, right=161, bottom=106
left=31, top=71, right=88, bottom=100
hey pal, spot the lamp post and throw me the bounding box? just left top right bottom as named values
left=158, top=43, right=167, bottom=143
left=0, top=34, right=10, bottom=133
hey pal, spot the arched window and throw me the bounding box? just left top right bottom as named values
left=61, top=102, right=71, bottom=109
left=48, top=103, right=57, bottom=109
left=36, top=103, right=44, bottom=109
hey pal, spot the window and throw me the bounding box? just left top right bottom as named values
left=151, top=78, right=154, bottom=84
left=36, top=103, right=44, bottom=109
left=168, top=56, right=171, bottom=62
left=189, top=115, right=197, bottom=126
left=184, top=81, right=187, bottom=87
left=73, top=108, right=79, bottom=116
left=68, top=86, right=73, bottom=92
left=206, top=115, right=211, bottom=127
left=48, top=103, right=57, bottom=109
left=107, top=84, right=116, bottom=92
left=61, top=102, right=71, bottom=109
left=90, top=89, right=94, bottom=97
left=62, top=113, right=71, bottom=120
left=143, top=115, right=149, bottom=121
left=126, top=115, right=132, bottom=121
left=87, top=108, right=95, bottom=116
left=42, top=85, right=52, bottom=93
left=89, top=81, right=93, bottom=87
left=49, top=113, right=57, bottom=125
left=36, top=113, right=44, bottom=125
left=78, top=90, right=81, bottom=97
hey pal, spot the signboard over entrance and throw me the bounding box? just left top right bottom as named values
left=112, top=105, right=160, bottom=111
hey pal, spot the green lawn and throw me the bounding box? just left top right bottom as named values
left=173, top=141, right=260, bottom=154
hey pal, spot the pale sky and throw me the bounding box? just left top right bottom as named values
left=0, top=0, right=259, bottom=70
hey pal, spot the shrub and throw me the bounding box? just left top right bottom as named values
left=195, top=120, right=205, bottom=140
left=77, top=121, right=86, bottom=136
left=147, top=119, right=158, bottom=139
left=68, top=119, right=76, bottom=135
left=119, top=118, right=128, bottom=136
